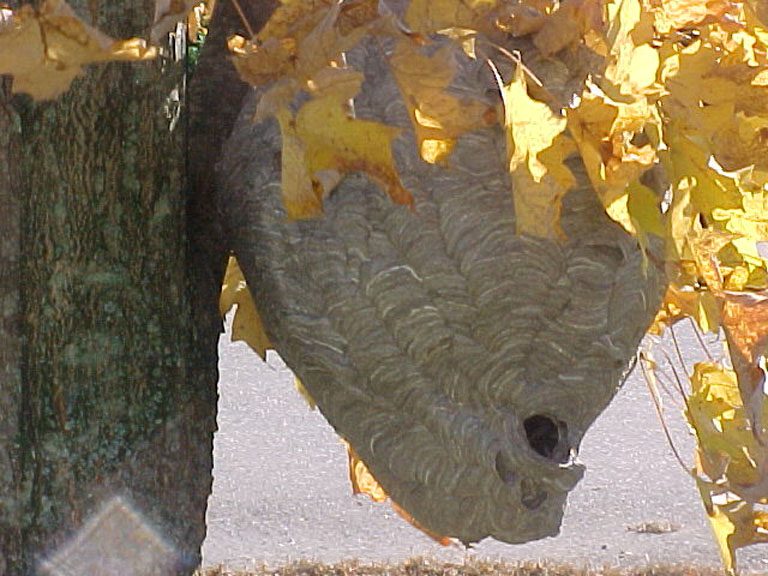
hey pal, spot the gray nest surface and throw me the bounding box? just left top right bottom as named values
left=218, top=37, right=665, bottom=545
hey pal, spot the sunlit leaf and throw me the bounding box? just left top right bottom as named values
left=501, top=65, right=575, bottom=239
left=687, top=363, right=768, bottom=573
left=388, top=40, right=497, bottom=165
left=0, top=0, right=156, bottom=100
left=293, top=376, right=317, bottom=410
left=405, top=0, right=502, bottom=36
left=294, top=70, right=411, bottom=213
left=219, top=256, right=273, bottom=359
left=648, top=0, right=742, bottom=35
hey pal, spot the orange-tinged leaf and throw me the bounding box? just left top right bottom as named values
left=650, top=283, right=721, bottom=334
left=648, top=284, right=701, bottom=333
left=228, top=33, right=296, bottom=87
left=532, top=0, right=605, bottom=57
left=389, top=500, right=458, bottom=547
left=721, top=291, right=768, bottom=435
left=496, top=0, right=557, bottom=37
left=0, top=0, right=155, bottom=100
left=290, top=1, right=371, bottom=84
left=344, top=441, right=456, bottom=546
left=722, top=292, right=768, bottom=367
left=256, top=0, right=379, bottom=50
left=219, top=256, right=273, bottom=360
left=346, top=442, right=388, bottom=503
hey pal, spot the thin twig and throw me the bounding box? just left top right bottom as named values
left=670, top=324, right=688, bottom=378
left=640, top=353, right=695, bottom=477
left=661, top=348, right=688, bottom=399
left=230, top=0, right=255, bottom=38
left=653, top=368, right=684, bottom=410
left=495, top=45, right=544, bottom=88
left=689, top=316, right=715, bottom=362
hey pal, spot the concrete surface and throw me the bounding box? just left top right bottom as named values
left=201, top=320, right=768, bottom=572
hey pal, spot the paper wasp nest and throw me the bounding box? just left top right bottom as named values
left=218, top=37, right=664, bottom=545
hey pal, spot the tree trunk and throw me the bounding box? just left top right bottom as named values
left=0, top=74, right=24, bottom=575
left=0, top=1, right=221, bottom=573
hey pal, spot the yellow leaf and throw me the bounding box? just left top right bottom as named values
left=697, top=496, right=768, bottom=576
left=687, top=362, right=768, bottom=500
left=0, top=0, right=155, bottom=100
left=293, top=376, right=316, bottom=410
left=648, top=0, right=742, bottom=35
left=603, top=0, right=660, bottom=97
left=510, top=166, right=572, bottom=241
left=230, top=0, right=377, bottom=88
left=501, top=65, right=574, bottom=239
left=275, top=107, right=324, bottom=220
left=606, top=192, right=635, bottom=234
left=294, top=70, right=412, bottom=212
left=388, top=40, right=497, bottom=165
left=712, top=190, right=768, bottom=264
left=219, top=256, right=272, bottom=360
left=688, top=227, right=738, bottom=293
left=627, top=179, right=664, bottom=237
left=405, top=0, right=502, bottom=36
left=346, top=442, right=389, bottom=503
left=503, top=66, right=568, bottom=182
left=568, top=87, right=659, bottom=216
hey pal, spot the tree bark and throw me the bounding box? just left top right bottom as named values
left=0, top=1, right=220, bottom=573
left=0, top=74, right=24, bottom=576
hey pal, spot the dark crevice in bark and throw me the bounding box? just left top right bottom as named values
left=187, top=0, right=279, bottom=291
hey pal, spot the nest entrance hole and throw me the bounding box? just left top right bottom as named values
left=524, top=414, right=567, bottom=462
